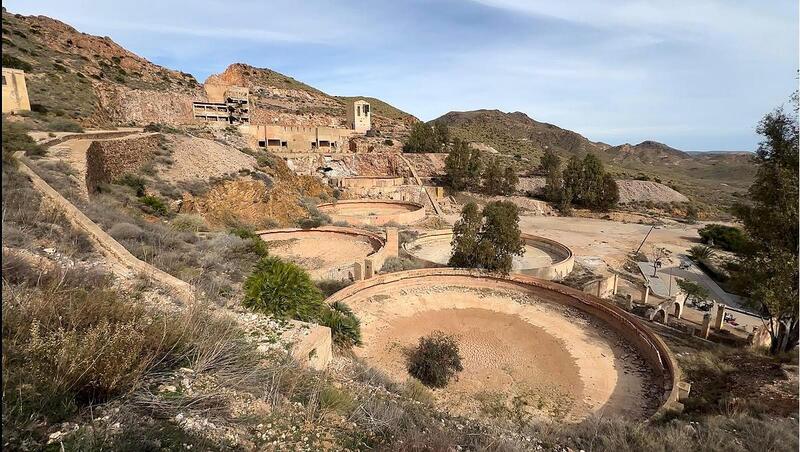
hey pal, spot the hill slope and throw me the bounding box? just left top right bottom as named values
left=1, top=8, right=202, bottom=126
left=434, top=109, right=757, bottom=213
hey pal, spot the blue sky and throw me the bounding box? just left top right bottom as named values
left=6, top=0, right=798, bottom=151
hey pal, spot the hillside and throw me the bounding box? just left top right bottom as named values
left=1, top=8, right=202, bottom=126
left=434, top=109, right=757, bottom=214
left=2, top=10, right=417, bottom=136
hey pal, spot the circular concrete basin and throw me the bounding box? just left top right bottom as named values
left=317, top=199, right=425, bottom=226
left=327, top=269, right=679, bottom=422
left=257, top=226, right=384, bottom=281
left=403, top=230, right=574, bottom=280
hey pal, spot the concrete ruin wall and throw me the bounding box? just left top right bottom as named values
left=2, top=67, right=31, bottom=113
left=248, top=124, right=355, bottom=153
left=325, top=268, right=683, bottom=416
left=335, top=176, right=406, bottom=189
left=85, top=133, right=161, bottom=193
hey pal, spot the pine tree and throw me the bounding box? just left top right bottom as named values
left=539, top=149, right=562, bottom=202
left=481, top=158, right=503, bottom=195
left=501, top=166, right=518, bottom=195
left=449, top=202, right=482, bottom=267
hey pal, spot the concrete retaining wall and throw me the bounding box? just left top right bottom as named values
left=335, top=176, right=405, bottom=189
left=85, top=134, right=161, bottom=193
left=317, top=199, right=426, bottom=226
left=403, top=231, right=575, bottom=281
left=326, top=268, right=682, bottom=417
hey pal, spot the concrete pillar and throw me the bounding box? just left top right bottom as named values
left=624, top=294, right=634, bottom=311
left=596, top=280, right=603, bottom=297
left=699, top=313, right=712, bottom=339
left=612, top=274, right=619, bottom=295
left=353, top=262, right=363, bottom=281
left=385, top=227, right=399, bottom=258
left=714, top=304, right=726, bottom=331
left=642, top=286, right=650, bottom=305
left=677, top=382, right=691, bottom=401
left=364, top=258, right=374, bottom=279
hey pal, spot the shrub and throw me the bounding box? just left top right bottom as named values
left=242, top=257, right=361, bottom=347
left=316, top=279, right=351, bottom=297
left=229, top=226, right=269, bottom=257
left=2, top=119, right=43, bottom=159
left=114, top=173, right=146, bottom=196
left=139, top=195, right=169, bottom=216
left=243, top=256, right=326, bottom=321
left=381, top=256, right=421, bottom=273
left=401, top=379, right=435, bottom=405
left=45, top=118, right=84, bottom=133
left=406, top=331, right=463, bottom=388
left=689, top=245, right=715, bottom=261
left=698, top=224, right=748, bottom=253
left=323, top=301, right=362, bottom=347
left=171, top=214, right=208, bottom=232
left=107, top=222, right=144, bottom=240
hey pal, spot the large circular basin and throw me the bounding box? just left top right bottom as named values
left=317, top=199, right=425, bottom=226
left=327, top=269, right=679, bottom=422
left=257, top=226, right=385, bottom=280
left=403, top=231, right=574, bottom=280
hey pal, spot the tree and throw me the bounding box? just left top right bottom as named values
left=481, top=157, right=504, bottom=196
left=539, top=149, right=562, bottom=202
left=449, top=202, right=482, bottom=267
left=596, top=173, right=620, bottom=211
left=403, top=122, right=439, bottom=153
left=580, top=153, right=605, bottom=207
left=449, top=201, right=524, bottom=275
left=561, top=156, right=583, bottom=210
left=466, top=146, right=483, bottom=188
left=433, top=121, right=450, bottom=147
left=676, top=279, right=710, bottom=304
left=698, top=224, right=749, bottom=253
left=501, top=166, right=518, bottom=196
left=476, top=201, right=524, bottom=274
left=444, top=139, right=471, bottom=190
left=406, top=331, right=463, bottom=388
left=733, top=95, right=799, bottom=354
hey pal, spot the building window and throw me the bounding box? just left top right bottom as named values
left=357, top=105, right=361, bottom=116
left=1, top=75, right=6, bottom=85
left=363, top=104, right=370, bottom=115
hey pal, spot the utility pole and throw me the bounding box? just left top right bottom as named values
left=635, top=225, right=656, bottom=255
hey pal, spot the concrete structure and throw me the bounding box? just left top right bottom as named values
left=582, top=273, right=619, bottom=299
left=714, top=303, right=727, bottom=331
left=325, top=268, right=685, bottom=418
left=403, top=230, right=574, bottom=281
left=699, top=313, right=712, bottom=339
left=281, top=320, right=332, bottom=371
left=335, top=176, right=405, bottom=189
left=192, top=85, right=250, bottom=124
left=346, top=99, right=371, bottom=133
left=385, top=227, right=399, bottom=258
left=2, top=68, right=31, bottom=113
left=251, top=125, right=353, bottom=152
left=256, top=226, right=387, bottom=282
left=317, top=199, right=426, bottom=226
left=364, top=258, right=374, bottom=279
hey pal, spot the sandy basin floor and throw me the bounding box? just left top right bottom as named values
left=408, top=238, right=561, bottom=270
left=350, top=284, right=660, bottom=422
left=264, top=235, right=375, bottom=276
left=319, top=203, right=417, bottom=217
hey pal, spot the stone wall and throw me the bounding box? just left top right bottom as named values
left=85, top=133, right=161, bottom=192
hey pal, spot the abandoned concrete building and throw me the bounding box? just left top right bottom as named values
left=192, top=85, right=250, bottom=124
left=346, top=99, right=371, bottom=133
left=251, top=124, right=353, bottom=152
left=2, top=67, right=31, bottom=113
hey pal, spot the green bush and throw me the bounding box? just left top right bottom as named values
left=698, top=224, right=749, bottom=253
left=114, top=173, right=146, bottom=196
left=242, top=257, right=361, bottom=347
left=229, top=226, right=269, bottom=257
left=406, top=331, right=463, bottom=388
left=139, top=195, right=169, bottom=216
left=380, top=256, right=421, bottom=273
left=2, top=118, right=43, bottom=160
left=46, top=118, right=84, bottom=133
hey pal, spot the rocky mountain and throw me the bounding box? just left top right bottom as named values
left=435, top=109, right=608, bottom=158
left=434, top=108, right=757, bottom=211
left=2, top=9, right=417, bottom=135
